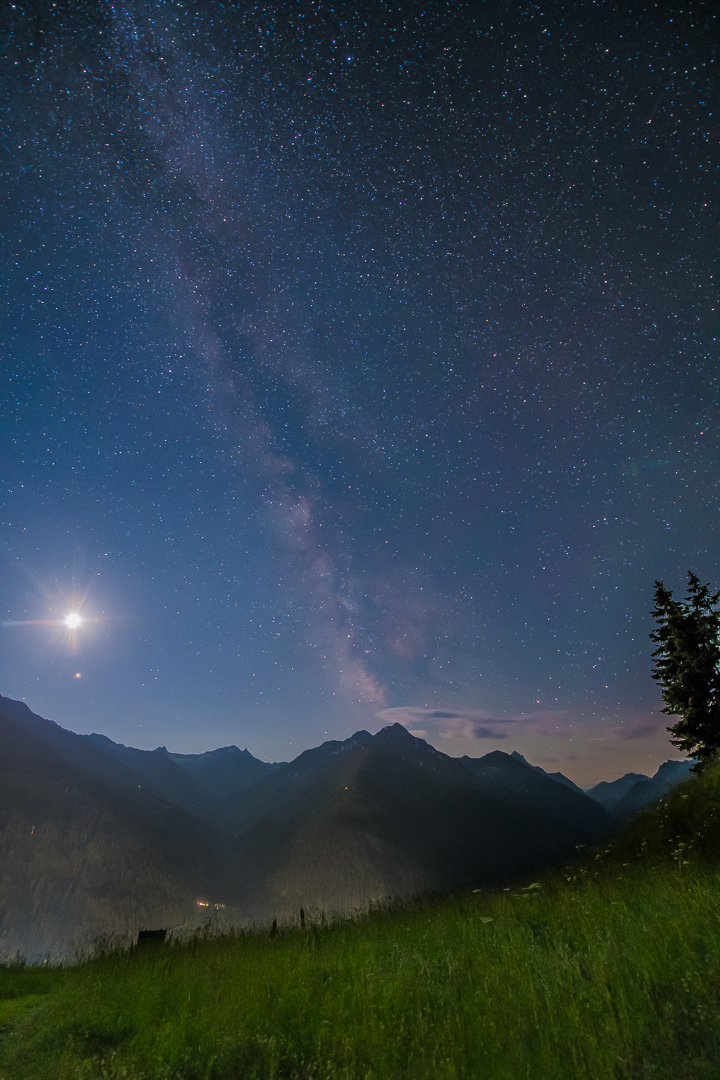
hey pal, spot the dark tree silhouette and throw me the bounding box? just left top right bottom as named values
left=651, top=572, right=720, bottom=768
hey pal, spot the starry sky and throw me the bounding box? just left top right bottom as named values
left=1, top=0, right=717, bottom=785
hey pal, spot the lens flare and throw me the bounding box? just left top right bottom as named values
left=65, top=613, right=82, bottom=629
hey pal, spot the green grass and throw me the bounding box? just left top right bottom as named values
left=3, top=760, right=720, bottom=1080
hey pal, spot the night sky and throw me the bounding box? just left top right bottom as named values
left=2, top=1, right=717, bottom=786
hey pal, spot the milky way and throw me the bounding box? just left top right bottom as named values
left=1, top=1, right=717, bottom=783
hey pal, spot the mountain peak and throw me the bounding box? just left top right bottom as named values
left=654, top=758, right=694, bottom=780
left=349, top=729, right=373, bottom=744
left=371, top=724, right=450, bottom=766
left=373, top=722, right=418, bottom=746
left=375, top=725, right=431, bottom=751
left=477, top=749, right=514, bottom=765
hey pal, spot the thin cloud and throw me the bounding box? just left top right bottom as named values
left=376, top=706, right=673, bottom=745
left=619, top=721, right=666, bottom=740
left=375, top=707, right=521, bottom=740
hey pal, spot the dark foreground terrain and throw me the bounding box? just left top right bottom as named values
left=1, top=754, right=718, bottom=1080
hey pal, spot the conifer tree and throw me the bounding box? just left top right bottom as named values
left=650, top=572, right=720, bottom=768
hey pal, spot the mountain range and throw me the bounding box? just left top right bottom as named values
left=0, top=694, right=692, bottom=958
left=508, top=749, right=694, bottom=815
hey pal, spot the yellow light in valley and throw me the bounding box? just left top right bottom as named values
left=74, top=673, right=82, bottom=679
left=65, top=613, right=82, bottom=629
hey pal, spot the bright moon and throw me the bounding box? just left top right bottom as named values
left=65, top=613, right=82, bottom=629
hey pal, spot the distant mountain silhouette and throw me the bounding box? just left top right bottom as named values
left=586, top=759, right=694, bottom=817
left=0, top=695, right=280, bottom=830
left=609, top=760, right=694, bottom=818
left=225, top=725, right=614, bottom=921
left=459, top=750, right=610, bottom=834
left=0, top=698, right=625, bottom=955
left=509, top=750, right=587, bottom=794
left=161, top=744, right=282, bottom=800
left=585, top=772, right=652, bottom=812
left=0, top=706, right=235, bottom=959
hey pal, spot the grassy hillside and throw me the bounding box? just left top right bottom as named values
left=2, top=758, right=720, bottom=1080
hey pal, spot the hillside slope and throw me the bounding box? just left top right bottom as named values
left=0, top=695, right=279, bottom=830
left=0, top=711, right=235, bottom=959
left=225, top=725, right=614, bottom=920
left=2, top=757, right=718, bottom=1080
